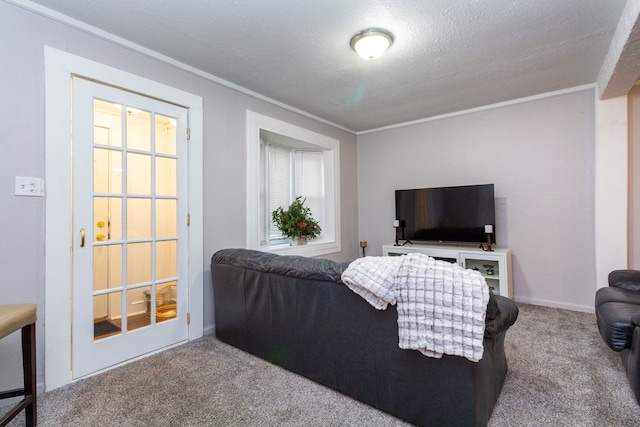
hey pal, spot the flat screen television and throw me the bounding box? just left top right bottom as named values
left=395, top=184, right=496, bottom=245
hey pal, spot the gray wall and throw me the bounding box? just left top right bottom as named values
left=357, top=89, right=596, bottom=311
left=0, top=0, right=608, bottom=393
left=0, top=2, right=358, bottom=389
left=630, top=86, right=640, bottom=269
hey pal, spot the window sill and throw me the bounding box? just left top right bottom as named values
left=261, top=240, right=340, bottom=258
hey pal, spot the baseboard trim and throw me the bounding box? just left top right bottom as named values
left=513, top=296, right=594, bottom=313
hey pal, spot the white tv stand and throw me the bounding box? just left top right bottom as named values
left=382, top=244, right=513, bottom=298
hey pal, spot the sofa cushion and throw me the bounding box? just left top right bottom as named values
left=211, top=248, right=279, bottom=271
left=609, top=270, right=640, bottom=292
left=596, top=300, right=640, bottom=351
left=265, top=255, right=349, bottom=283
left=596, top=286, right=640, bottom=307
left=211, top=248, right=349, bottom=283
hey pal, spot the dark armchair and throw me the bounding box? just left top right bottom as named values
left=595, top=270, right=640, bottom=403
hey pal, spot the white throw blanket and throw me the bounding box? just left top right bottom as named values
left=341, top=253, right=490, bottom=362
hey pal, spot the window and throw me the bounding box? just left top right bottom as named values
left=247, top=111, right=340, bottom=256
left=260, top=138, right=324, bottom=245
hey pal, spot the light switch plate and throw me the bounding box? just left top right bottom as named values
left=15, top=176, right=43, bottom=197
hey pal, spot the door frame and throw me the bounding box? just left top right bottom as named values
left=44, top=46, right=204, bottom=390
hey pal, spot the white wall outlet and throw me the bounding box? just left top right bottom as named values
left=15, top=176, right=43, bottom=197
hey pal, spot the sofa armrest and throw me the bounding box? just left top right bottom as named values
left=484, top=295, right=518, bottom=338
left=609, top=270, right=640, bottom=292
left=632, top=311, right=640, bottom=328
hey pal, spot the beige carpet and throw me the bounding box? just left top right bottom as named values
left=5, top=303, right=640, bottom=426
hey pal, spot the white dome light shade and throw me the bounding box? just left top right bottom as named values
left=350, top=28, right=394, bottom=60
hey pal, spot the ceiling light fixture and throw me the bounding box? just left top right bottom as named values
left=350, top=28, right=394, bottom=60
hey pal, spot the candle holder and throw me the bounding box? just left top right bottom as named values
left=480, top=224, right=494, bottom=252
left=480, top=233, right=494, bottom=252
left=360, top=241, right=367, bottom=257
left=393, top=220, right=400, bottom=245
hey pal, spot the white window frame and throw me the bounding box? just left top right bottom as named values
left=247, top=110, right=340, bottom=257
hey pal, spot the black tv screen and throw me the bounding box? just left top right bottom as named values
left=395, top=184, right=496, bottom=244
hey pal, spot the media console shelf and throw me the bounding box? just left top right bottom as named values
left=382, top=244, right=513, bottom=298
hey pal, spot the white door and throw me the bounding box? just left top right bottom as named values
left=72, top=77, right=189, bottom=378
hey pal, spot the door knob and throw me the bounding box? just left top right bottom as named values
left=96, top=220, right=105, bottom=228
left=96, top=233, right=106, bottom=241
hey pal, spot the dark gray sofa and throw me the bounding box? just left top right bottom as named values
left=211, top=248, right=519, bottom=427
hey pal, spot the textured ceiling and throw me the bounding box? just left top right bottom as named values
left=15, top=0, right=635, bottom=132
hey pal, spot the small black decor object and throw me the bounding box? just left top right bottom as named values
left=393, top=219, right=412, bottom=246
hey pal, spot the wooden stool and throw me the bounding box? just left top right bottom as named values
left=0, top=304, right=37, bottom=427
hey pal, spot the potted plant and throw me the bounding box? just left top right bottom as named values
left=272, top=196, right=322, bottom=245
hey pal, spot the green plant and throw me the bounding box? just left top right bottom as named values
left=272, top=196, right=322, bottom=239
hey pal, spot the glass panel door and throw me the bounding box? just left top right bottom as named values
left=72, top=78, right=188, bottom=378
